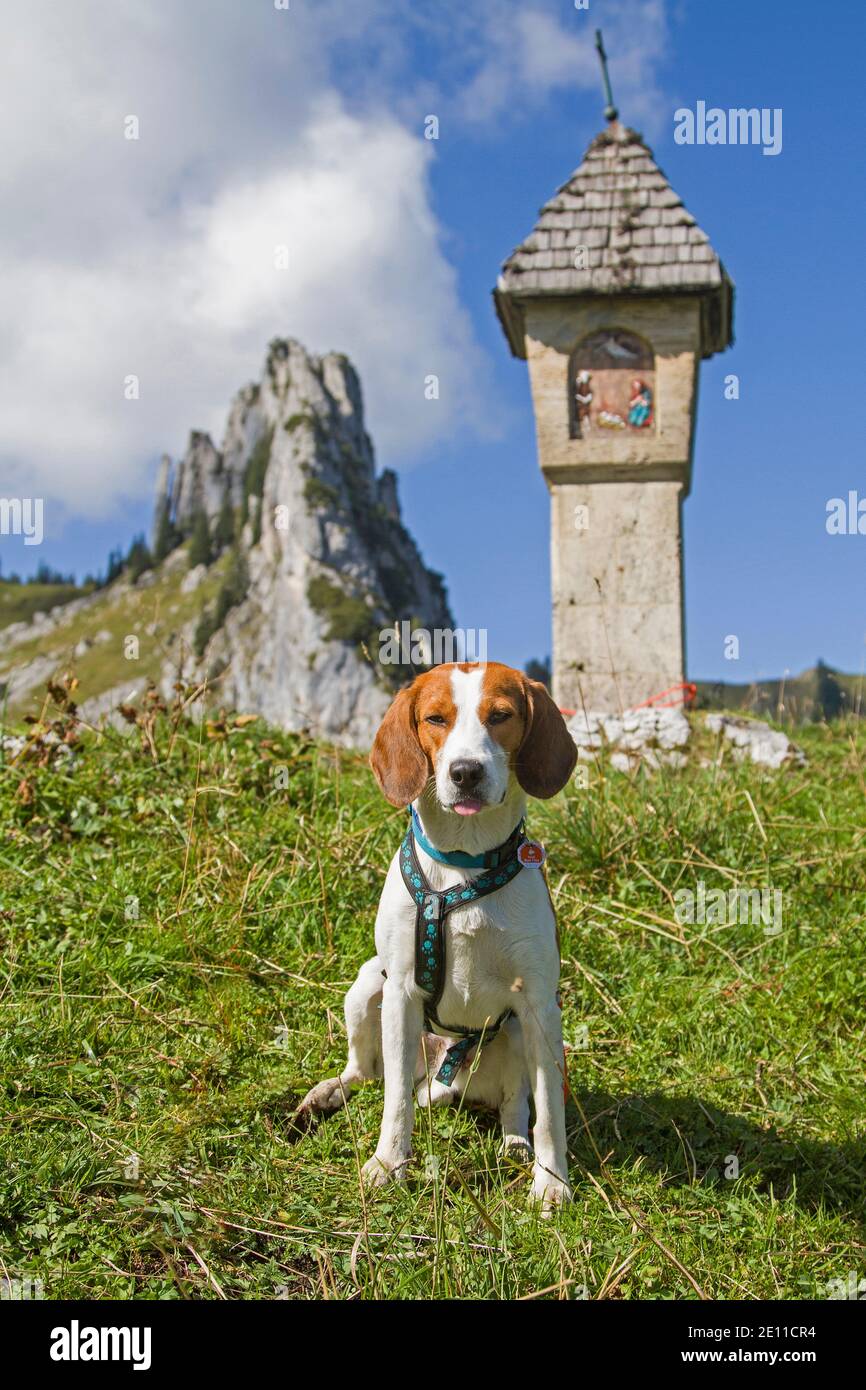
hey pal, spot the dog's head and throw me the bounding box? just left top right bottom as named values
left=370, top=662, right=577, bottom=813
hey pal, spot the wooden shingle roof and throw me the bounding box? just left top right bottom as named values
left=494, top=121, right=734, bottom=360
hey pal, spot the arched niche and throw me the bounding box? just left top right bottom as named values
left=569, top=329, right=655, bottom=439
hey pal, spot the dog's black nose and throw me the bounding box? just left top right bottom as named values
left=450, top=758, right=483, bottom=790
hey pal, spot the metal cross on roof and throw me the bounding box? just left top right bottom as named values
left=594, top=28, right=619, bottom=123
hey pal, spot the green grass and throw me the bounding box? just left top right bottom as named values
left=1, top=703, right=864, bottom=1300
left=0, top=581, right=90, bottom=631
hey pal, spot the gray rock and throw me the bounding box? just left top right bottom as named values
left=705, top=714, right=806, bottom=769
left=154, top=338, right=453, bottom=746
left=567, top=707, right=804, bottom=772
left=567, top=707, right=691, bottom=768
left=180, top=564, right=207, bottom=594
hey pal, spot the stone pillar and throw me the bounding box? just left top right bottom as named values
left=494, top=120, right=733, bottom=713
left=523, top=295, right=700, bottom=713
left=551, top=478, right=684, bottom=712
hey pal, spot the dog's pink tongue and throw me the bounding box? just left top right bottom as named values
left=454, top=798, right=483, bottom=815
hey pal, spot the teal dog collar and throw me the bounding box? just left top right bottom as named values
left=409, top=804, right=524, bottom=869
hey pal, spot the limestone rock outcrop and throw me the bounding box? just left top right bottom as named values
left=151, top=338, right=453, bottom=744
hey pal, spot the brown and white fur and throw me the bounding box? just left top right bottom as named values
left=295, top=662, right=577, bottom=1209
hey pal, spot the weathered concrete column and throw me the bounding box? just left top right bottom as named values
left=550, top=478, right=684, bottom=712
left=495, top=120, right=733, bottom=712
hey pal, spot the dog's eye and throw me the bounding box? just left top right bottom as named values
left=424, top=714, right=447, bottom=726
left=487, top=710, right=512, bottom=725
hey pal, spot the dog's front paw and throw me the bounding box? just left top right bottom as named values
left=531, top=1166, right=572, bottom=1215
left=361, top=1153, right=409, bottom=1188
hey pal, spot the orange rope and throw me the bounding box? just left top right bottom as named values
left=559, top=681, right=697, bottom=718
left=629, top=681, right=697, bottom=711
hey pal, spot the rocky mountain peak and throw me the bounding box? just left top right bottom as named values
left=152, top=337, right=453, bottom=744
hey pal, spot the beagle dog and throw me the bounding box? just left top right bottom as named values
left=296, top=661, right=577, bottom=1209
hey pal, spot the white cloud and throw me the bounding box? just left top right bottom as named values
left=0, top=0, right=668, bottom=527
left=0, top=96, right=491, bottom=519
left=0, top=3, right=496, bottom=522
left=440, top=0, right=669, bottom=135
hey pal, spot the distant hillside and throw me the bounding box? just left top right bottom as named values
left=0, top=580, right=91, bottom=630
left=0, top=338, right=452, bottom=745
left=0, top=551, right=228, bottom=726
left=695, top=663, right=863, bottom=724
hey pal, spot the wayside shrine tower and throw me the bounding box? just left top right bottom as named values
left=494, top=33, right=734, bottom=712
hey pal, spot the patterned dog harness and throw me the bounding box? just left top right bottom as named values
left=398, top=811, right=526, bottom=1085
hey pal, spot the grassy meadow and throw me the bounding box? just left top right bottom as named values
left=1, top=689, right=864, bottom=1300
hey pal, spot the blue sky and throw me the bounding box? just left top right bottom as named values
left=2, top=0, right=864, bottom=683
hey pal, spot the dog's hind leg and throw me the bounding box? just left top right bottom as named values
left=293, top=956, right=384, bottom=1125
left=477, top=1017, right=532, bottom=1161
left=499, top=1046, right=532, bottom=1163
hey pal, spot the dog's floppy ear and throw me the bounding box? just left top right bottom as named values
left=515, top=677, right=577, bottom=799
left=370, top=684, right=430, bottom=807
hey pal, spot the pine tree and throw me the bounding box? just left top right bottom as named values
left=814, top=659, right=844, bottom=721
left=126, top=534, right=153, bottom=584
left=250, top=494, right=263, bottom=546
left=101, top=548, right=124, bottom=588
left=153, top=498, right=179, bottom=564
left=525, top=657, right=551, bottom=688
left=193, top=548, right=249, bottom=659
left=214, top=547, right=249, bottom=627
left=214, top=485, right=235, bottom=553
left=188, top=508, right=213, bottom=568
left=241, top=427, right=272, bottom=525
left=194, top=605, right=217, bottom=658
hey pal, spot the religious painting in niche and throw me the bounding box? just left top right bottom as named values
left=570, top=330, right=655, bottom=438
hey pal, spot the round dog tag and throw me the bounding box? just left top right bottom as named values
left=517, top=840, right=546, bottom=868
